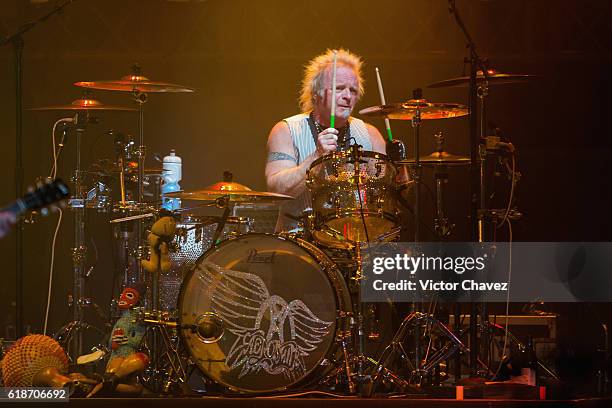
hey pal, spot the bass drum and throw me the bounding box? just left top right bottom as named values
left=178, top=233, right=352, bottom=393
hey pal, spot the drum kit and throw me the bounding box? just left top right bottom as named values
left=29, top=64, right=533, bottom=396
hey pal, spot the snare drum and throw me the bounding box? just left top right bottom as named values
left=307, top=149, right=399, bottom=246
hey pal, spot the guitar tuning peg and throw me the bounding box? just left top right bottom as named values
left=41, top=208, right=49, bottom=216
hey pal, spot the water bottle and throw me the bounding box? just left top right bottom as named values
left=161, top=150, right=182, bottom=211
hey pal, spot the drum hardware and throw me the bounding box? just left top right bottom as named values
left=365, top=356, right=412, bottom=392
left=137, top=309, right=178, bottom=329
left=138, top=321, right=191, bottom=395
left=42, top=111, right=108, bottom=361
left=368, top=312, right=469, bottom=394
left=76, top=64, right=196, bottom=286
left=445, top=1, right=492, bottom=377
left=430, top=132, right=462, bottom=238
left=28, top=96, right=139, bottom=352
left=359, top=93, right=469, bottom=242
left=110, top=212, right=156, bottom=224
left=433, top=163, right=454, bottom=238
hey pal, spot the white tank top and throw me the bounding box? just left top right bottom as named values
left=275, top=113, right=373, bottom=232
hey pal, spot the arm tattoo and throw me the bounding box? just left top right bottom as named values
left=267, top=152, right=297, bottom=163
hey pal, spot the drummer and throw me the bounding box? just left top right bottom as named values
left=265, top=48, right=387, bottom=232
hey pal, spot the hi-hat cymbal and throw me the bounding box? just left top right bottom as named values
left=75, top=74, right=195, bottom=93
left=359, top=99, right=469, bottom=120
left=397, top=150, right=470, bottom=165
left=28, top=97, right=137, bottom=112
left=166, top=181, right=293, bottom=203
left=428, top=69, right=538, bottom=88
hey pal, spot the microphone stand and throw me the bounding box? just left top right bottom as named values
left=0, top=0, right=77, bottom=339
left=447, top=0, right=491, bottom=379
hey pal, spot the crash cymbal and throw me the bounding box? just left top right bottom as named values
left=74, top=74, right=194, bottom=93
left=359, top=99, right=469, bottom=120
left=166, top=181, right=293, bottom=203
left=428, top=69, right=538, bottom=88
left=28, top=97, right=137, bottom=112
left=397, top=150, right=470, bottom=165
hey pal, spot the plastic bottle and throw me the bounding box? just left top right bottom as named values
left=161, top=150, right=182, bottom=211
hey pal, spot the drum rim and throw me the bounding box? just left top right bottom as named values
left=177, top=232, right=352, bottom=393
left=318, top=209, right=398, bottom=221
left=308, top=149, right=394, bottom=170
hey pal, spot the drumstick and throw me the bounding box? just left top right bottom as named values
left=330, top=50, right=338, bottom=129
left=375, top=67, right=393, bottom=141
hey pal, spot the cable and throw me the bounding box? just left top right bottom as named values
left=493, top=217, right=513, bottom=379
left=44, top=208, right=63, bottom=336
left=497, top=153, right=516, bottom=228
left=44, top=117, right=72, bottom=335
left=49, top=118, right=73, bottom=179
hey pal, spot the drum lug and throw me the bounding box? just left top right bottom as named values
left=195, top=224, right=202, bottom=243
left=333, top=195, right=342, bottom=211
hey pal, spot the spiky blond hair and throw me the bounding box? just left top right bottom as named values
left=299, top=48, right=365, bottom=112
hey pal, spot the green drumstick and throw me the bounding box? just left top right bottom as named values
left=375, top=67, right=393, bottom=141
left=330, top=50, right=338, bottom=129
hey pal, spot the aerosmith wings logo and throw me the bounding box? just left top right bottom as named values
left=200, top=261, right=334, bottom=380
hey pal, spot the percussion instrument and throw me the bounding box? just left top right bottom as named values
left=306, top=148, right=398, bottom=246
left=178, top=233, right=352, bottom=393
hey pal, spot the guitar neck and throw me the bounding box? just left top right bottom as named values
left=1, top=200, right=27, bottom=217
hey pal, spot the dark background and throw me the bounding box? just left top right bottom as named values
left=1, top=0, right=611, bottom=391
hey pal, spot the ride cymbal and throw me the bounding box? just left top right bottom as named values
left=28, top=97, right=137, bottom=112
left=359, top=99, right=469, bottom=120
left=428, top=69, right=538, bottom=88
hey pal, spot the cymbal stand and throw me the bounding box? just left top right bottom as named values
left=411, top=89, right=423, bottom=243
left=211, top=171, right=236, bottom=247
left=137, top=310, right=190, bottom=394
left=432, top=132, right=454, bottom=238
left=132, top=85, right=148, bottom=285
left=56, top=111, right=97, bottom=360
left=448, top=0, right=490, bottom=377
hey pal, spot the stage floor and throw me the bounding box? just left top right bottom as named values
left=40, top=397, right=611, bottom=408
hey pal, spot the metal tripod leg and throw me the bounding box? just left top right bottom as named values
left=370, top=312, right=469, bottom=392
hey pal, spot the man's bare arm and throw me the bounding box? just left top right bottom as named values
left=265, top=122, right=319, bottom=197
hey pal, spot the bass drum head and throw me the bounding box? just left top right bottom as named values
left=178, top=233, right=350, bottom=393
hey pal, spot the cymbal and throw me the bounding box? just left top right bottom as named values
left=28, top=97, right=137, bottom=112
left=428, top=69, right=538, bottom=88
left=397, top=150, right=470, bottom=165
left=75, top=74, right=195, bottom=93
left=165, top=181, right=293, bottom=203
left=359, top=99, right=469, bottom=120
